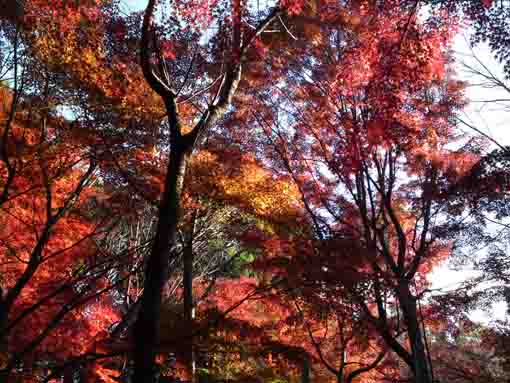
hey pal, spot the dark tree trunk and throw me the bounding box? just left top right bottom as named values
left=0, top=288, right=6, bottom=348
left=63, top=366, right=74, bottom=383
left=301, top=355, right=310, bottom=383
left=132, top=147, right=188, bottom=383
left=0, top=0, right=24, bottom=22
left=183, top=229, right=195, bottom=381
left=398, top=282, right=432, bottom=383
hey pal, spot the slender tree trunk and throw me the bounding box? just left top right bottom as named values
left=0, top=0, right=24, bottom=23
left=0, top=321, right=7, bottom=382
left=301, top=355, right=310, bottom=383
left=63, top=366, right=74, bottom=383
left=183, top=229, right=195, bottom=382
left=0, top=291, right=7, bottom=349
left=132, top=146, right=188, bottom=383
left=398, top=282, right=432, bottom=383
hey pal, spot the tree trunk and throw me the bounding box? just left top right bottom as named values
left=0, top=0, right=24, bottom=23
left=63, top=366, right=74, bottom=383
left=183, top=229, right=195, bottom=382
left=301, top=355, right=310, bottom=383
left=0, top=289, right=7, bottom=352
left=132, top=147, right=188, bottom=383
left=398, top=283, right=432, bottom=383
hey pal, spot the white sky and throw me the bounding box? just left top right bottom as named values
left=430, top=34, right=510, bottom=322
left=121, top=0, right=144, bottom=12
left=454, top=34, right=510, bottom=148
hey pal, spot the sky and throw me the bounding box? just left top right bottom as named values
left=123, top=0, right=510, bottom=321
left=429, top=36, right=510, bottom=322
left=454, top=34, right=510, bottom=148
left=120, top=0, right=144, bottom=12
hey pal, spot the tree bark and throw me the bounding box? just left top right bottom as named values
left=0, top=0, right=24, bottom=23
left=132, top=146, right=188, bottom=383
left=183, top=227, right=195, bottom=381
left=398, top=282, right=432, bottom=383
left=63, top=366, right=74, bottom=383
left=301, top=355, right=310, bottom=383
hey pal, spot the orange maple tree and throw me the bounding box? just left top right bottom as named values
left=225, top=1, right=483, bottom=383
